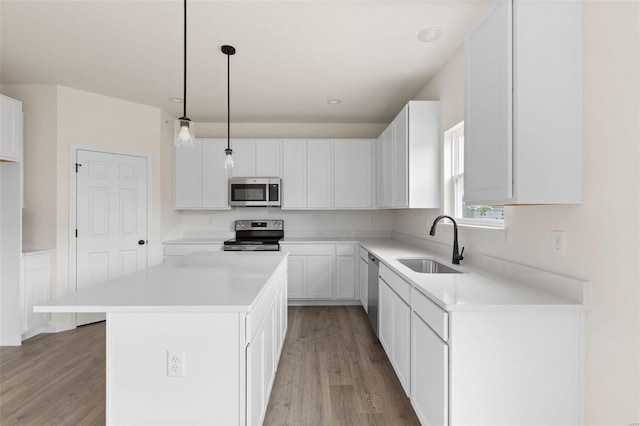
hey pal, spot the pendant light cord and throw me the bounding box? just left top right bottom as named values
left=183, top=0, right=187, bottom=119
left=227, top=51, right=230, bottom=150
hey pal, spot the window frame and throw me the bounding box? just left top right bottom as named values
left=443, top=121, right=504, bottom=229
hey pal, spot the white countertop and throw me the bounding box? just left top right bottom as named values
left=163, top=238, right=226, bottom=245
left=358, top=239, right=587, bottom=312
left=34, top=252, right=287, bottom=314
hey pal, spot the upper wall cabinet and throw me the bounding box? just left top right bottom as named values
left=0, top=95, right=22, bottom=162
left=464, top=0, right=582, bottom=205
left=231, top=139, right=281, bottom=178
left=174, top=138, right=230, bottom=210
left=334, top=139, right=375, bottom=209
left=377, top=101, right=441, bottom=209
left=282, top=139, right=375, bottom=210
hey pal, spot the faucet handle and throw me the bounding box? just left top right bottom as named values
left=459, top=246, right=465, bottom=261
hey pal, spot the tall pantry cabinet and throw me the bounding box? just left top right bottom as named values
left=0, top=94, right=23, bottom=346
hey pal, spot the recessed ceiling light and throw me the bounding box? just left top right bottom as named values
left=417, top=27, right=443, bottom=43
left=327, top=99, right=342, bottom=105
left=169, top=97, right=183, bottom=103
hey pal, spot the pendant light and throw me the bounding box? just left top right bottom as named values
left=174, top=0, right=195, bottom=146
left=222, top=45, right=236, bottom=168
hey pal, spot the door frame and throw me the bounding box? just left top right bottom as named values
left=68, top=144, right=152, bottom=296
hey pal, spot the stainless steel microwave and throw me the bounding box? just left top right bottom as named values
left=229, top=177, right=281, bottom=207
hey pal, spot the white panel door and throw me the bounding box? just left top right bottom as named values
left=335, top=256, right=356, bottom=299
left=256, top=139, right=281, bottom=177
left=287, top=256, right=306, bottom=299
left=202, top=139, right=230, bottom=209
left=334, top=139, right=372, bottom=209
left=307, top=140, right=332, bottom=209
left=392, top=106, right=408, bottom=208
left=174, top=142, right=202, bottom=208
left=411, top=311, right=449, bottom=426
left=282, top=140, right=307, bottom=209
left=464, top=0, right=513, bottom=202
left=0, top=95, right=21, bottom=162
left=231, top=139, right=256, bottom=177
left=76, top=150, right=148, bottom=325
left=306, top=255, right=333, bottom=298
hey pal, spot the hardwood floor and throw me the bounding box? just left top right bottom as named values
left=0, top=307, right=419, bottom=425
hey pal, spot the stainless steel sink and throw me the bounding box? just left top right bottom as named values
left=396, top=258, right=462, bottom=274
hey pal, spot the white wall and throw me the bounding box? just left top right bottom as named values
left=395, top=2, right=640, bottom=423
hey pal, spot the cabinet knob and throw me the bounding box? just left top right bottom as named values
left=138, top=240, right=146, bottom=245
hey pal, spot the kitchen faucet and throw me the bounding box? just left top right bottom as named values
left=429, top=215, right=465, bottom=265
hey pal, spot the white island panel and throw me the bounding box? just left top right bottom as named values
left=107, top=312, right=244, bottom=426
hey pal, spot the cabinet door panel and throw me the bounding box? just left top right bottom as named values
left=231, top=139, right=256, bottom=177
left=287, top=256, right=306, bottom=299
left=282, top=141, right=307, bottom=209
left=378, top=279, right=393, bottom=355
left=393, top=106, right=408, bottom=208
left=256, top=139, right=281, bottom=177
left=382, top=126, right=394, bottom=208
left=0, top=95, right=21, bottom=162
left=247, top=327, right=265, bottom=426
left=201, top=139, right=230, bottom=209
left=334, top=140, right=372, bottom=208
left=336, top=256, right=356, bottom=299
left=411, top=312, right=448, bottom=426
left=263, top=307, right=275, bottom=401
left=392, top=295, right=411, bottom=395
left=464, top=0, right=513, bottom=202
left=174, top=142, right=202, bottom=208
left=307, top=140, right=332, bottom=209
left=306, top=256, right=333, bottom=299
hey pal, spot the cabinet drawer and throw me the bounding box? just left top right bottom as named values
left=281, top=244, right=334, bottom=256
left=379, top=263, right=410, bottom=304
left=411, top=287, right=448, bottom=341
left=162, top=244, right=222, bottom=256
left=336, top=244, right=355, bottom=256
left=359, top=246, right=369, bottom=262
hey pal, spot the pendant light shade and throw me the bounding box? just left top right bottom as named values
left=174, top=0, right=194, bottom=146
left=222, top=45, right=236, bottom=168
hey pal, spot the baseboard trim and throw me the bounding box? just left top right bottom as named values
left=41, top=321, right=76, bottom=334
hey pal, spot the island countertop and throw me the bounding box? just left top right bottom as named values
left=34, top=252, right=288, bottom=314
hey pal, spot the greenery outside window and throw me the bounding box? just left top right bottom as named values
left=444, top=121, right=504, bottom=227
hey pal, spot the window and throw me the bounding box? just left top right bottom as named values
left=444, top=122, right=504, bottom=225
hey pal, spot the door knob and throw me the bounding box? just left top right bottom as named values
left=138, top=240, right=146, bottom=245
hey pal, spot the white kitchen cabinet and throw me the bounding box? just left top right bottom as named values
left=464, top=0, right=582, bottom=205
left=376, top=101, right=440, bottom=209
left=202, top=139, right=231, bottom=209
left=246, top=320, right=265, bottom=426
left=282, top=140, right=307, bottom=209
left=282, top=243, right=359, bottom=302
left=378, top=274, right=411, bottom=395
left=174, top=139, right=230, bottom=210
left=0, top=95, right=22, bottom=162
left=306, top=140, right=332, bottom=209
left=411, top=310, right=448, bottom=426
left=306, top=256, right=333, bottom=298
left=21, top=251, right=52, bottom=337
left=336, top=254, right=356, bottom=300
left=334, top=139, right=375, bottom=209
left=231, top=139, right=281, bottom=178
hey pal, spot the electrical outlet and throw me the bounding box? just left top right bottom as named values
left=551, top=231, right=566, bottom=255
left=311, top=217, right=318, bottom=226
left=167, top=350, right=186, bottom=377
left=208, top=217, right=215, bottom=226
left=368, top=217, right=375, bottom=226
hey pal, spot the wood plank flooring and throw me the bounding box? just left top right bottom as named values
left=0, top=307, right=419, bottom=425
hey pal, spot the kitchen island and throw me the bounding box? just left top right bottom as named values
left=35, top=252, right=288, bottom=426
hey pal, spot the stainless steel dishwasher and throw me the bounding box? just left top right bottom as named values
left=367, top=254, right=379, bottom=337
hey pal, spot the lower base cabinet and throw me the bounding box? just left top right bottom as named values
left=21, top=251, right=52, bottom=338
left=282, top=243, right=358, bottom=303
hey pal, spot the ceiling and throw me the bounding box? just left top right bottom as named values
left=0, top=1, right=489, bottom=124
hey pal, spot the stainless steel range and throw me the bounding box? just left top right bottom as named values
left=223, top=220, right=284, bottom=251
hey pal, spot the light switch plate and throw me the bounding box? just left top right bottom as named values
left=551, top=231, right=566, bottom=255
